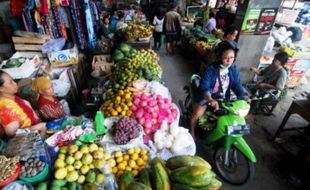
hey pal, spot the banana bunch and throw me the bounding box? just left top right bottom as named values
left=280, top=45, right=295, bottom=57
left=124, top=21, right=154, bottom=40
left=196, top=40, right=212, bottom=51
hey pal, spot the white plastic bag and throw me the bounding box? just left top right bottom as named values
left=98, top=117, right=156, bottom=158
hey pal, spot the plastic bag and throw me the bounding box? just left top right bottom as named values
left=52, top=80, right=71, bottom=97
left=41, top=38, right=66, bottom=54
left=148, top=81, right=171, bottom=100
left=60, top=99, right=70, bottom=115
left=98, top=117, right=156, bottom=159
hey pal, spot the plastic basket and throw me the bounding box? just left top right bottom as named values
left=2, top=180, right=33, bottom=190
left=19, top=163, right=49, bottom=183
left=0, top=163, right=21, bottom=188
left=0, top=139, right=5, bottom=153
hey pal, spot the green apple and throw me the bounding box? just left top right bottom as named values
left=82, top=154, right=93, bottom=165
left=96, top=173, right=105, bottom=184
left=74, top=151, right=83, bottom=160
left=74, top=160, right=83, bottom=169
left=65, top=156, right=75, bottom=165
left=54, top=159, right=66, bottom=168
left=77, top=175, right=86, bottom=184
left=80, top=165, right=90, bottom=175
left=89, top=143, right=99, bottom=153
left=59, top=146, right=68, bottom=154
left=66, top=170, right=79, bottom=182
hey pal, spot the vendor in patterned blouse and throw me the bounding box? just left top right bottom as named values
left=0, top=70, right=46, bottom=137
left=31, top=76, right=66, bottom=121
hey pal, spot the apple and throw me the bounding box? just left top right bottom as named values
left=74, top=151, right=83, bottom=160
left=82, top=154, right=93, bottom=165
left=80, top=165, right=90, bottom=175
left=65, top=156, right=75, bottom=165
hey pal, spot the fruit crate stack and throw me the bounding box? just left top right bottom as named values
left=91, top=55, right=114, bottom=74
left=12, top=31, right=50, bottom=54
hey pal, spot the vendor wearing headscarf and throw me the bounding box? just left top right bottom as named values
left=0, top=70, right=46, bottom=137
left=32, top=76, right=66, bottom=121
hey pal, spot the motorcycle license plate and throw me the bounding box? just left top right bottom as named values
left=227, top=124, right=250, bottom=135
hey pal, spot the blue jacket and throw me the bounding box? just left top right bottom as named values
left=198, top=62, right=244, bottom=102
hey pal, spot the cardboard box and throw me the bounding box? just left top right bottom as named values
left=48, top=45, right=78, bottom=67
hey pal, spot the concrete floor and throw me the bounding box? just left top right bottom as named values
left=157, top=46, right=309, bottom=190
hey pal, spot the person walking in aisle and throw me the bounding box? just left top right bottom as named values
left=152, top=9, right=165, bottom=50
left=204, top=11, right=217, bottom=33
left=163, top=3, right=182, bottom=55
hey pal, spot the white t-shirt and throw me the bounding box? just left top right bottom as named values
left=153, top=16, right=164, bottom=32
left=212, top=69, right=230, bottom=98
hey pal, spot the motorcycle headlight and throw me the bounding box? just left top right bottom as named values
left=235, top=108, right=250, bottom=117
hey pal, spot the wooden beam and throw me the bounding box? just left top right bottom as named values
left=14, top=44, right=42, bottom=51
left=12, top=37, right=47, bottom=44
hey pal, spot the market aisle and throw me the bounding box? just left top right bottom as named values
left=157, top=47, right=196, bottom=105
left=157, top=46, right=293, bottom=190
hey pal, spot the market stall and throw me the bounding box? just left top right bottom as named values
left=255, top=1, right=310, bottom=88
left=181, top=26, right=222, bottom=74
left=0, top=43, right=223, bottom=190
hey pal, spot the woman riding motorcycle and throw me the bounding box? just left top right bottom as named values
left=190, top=41, right=245, bottom=138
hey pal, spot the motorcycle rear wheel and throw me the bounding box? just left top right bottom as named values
left=213, top=146, right=255, bottom=185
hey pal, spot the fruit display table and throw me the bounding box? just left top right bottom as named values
left=272, top=99, right=310, bottom=140
left=126, top=40, right=151, bottom=50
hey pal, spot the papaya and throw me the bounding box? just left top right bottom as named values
left=127, top=182, right=152, bottom=190
left=119, top=171, right=135, bottom=190
left=170, top=166, right=215, bottom=187
left=172, top=183, right=209, bottom=190
left=35, top=182, right=48, bottom=190
left=166, top=156, right=211, bottom=170
left=207, top=178, right=222, bottom=190
left=83, top=184, right=99, bottom=190
left=52, top=180, right=67, bottom=187
left=68, top=182, right=77, bottom=190
left=50, top=185, right=61, bottom=190
left=139, top=168, right=152, bottom=188
left=151, top=157, right=171, bottom=190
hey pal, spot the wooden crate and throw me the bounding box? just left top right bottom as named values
left=92, top=55, right=114, bottom=73
left=12, top=32, right=49, bottom=52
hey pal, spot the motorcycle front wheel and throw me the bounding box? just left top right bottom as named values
left=213, top=146, right=255, bottom=185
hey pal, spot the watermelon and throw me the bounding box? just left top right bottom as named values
left=113, top=50, right=125, bottom=62
left=119, top=43, right=131, bottom=53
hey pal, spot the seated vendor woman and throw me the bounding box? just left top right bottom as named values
left=32, top=76, right=66, bottom=121
left=190, top=42, right=245, bottom=138
left=0, top=70, right=46, bottom=137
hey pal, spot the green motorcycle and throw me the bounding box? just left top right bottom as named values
left=181, top=74, right=256, bottom=185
